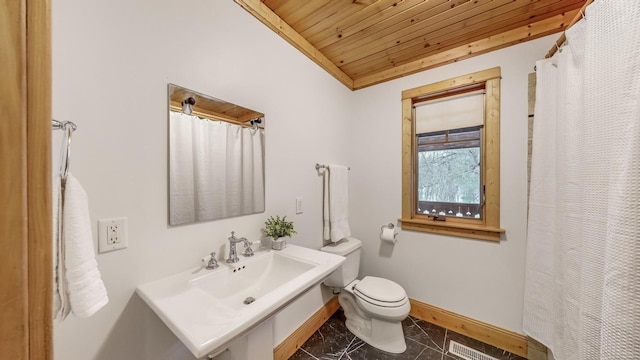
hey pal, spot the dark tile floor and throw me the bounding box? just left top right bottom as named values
left=290, top=310, right=527, bottom=360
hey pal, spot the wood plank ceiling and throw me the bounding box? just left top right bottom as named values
left=234, top=0, right=584, bottom=90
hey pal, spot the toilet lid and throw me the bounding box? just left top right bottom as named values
left=353, top=276, right=406, bottom=304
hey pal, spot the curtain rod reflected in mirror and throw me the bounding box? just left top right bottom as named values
left=168, top=84, right=265, bottom=226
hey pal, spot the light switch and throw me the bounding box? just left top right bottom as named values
left=296, top=197, right=303, bottom=214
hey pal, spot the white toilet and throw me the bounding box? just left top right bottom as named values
left=321, top=237, right=410, bottom=353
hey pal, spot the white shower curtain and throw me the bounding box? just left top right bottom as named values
left=523, top=1, right=640, bottom=359
left=169, top=112, right=264, bottom=224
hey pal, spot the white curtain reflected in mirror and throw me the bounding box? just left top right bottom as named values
left=168, top=84, right=265, bottom=225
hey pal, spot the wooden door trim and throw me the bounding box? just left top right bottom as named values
left=27, top=0, right=53, bottom=358
left=1, top=0, right=30, bottom=357
left=1, top=0, right=53, bottom=358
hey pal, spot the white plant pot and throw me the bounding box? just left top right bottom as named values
left=271, top=238, right=286, bottom=250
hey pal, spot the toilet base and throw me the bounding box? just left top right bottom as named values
left=339, top=292, right=408, bottom=354
left=345, top=316, right=407, bottom=353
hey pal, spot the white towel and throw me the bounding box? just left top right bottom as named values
left=53, top=175, right=70, bottom=321
left=62, top=174, right=109, bottom=318
left=322, top=168, right=331, bottom=240
left=327, top=164, right=351, bottom=242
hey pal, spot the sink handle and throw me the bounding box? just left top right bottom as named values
left=205, top=252, right=219, bottom=270
left=242, top=238, right=254, bottom=257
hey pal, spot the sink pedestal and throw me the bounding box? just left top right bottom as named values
left=209, top=318, right=273, bottom=360
left=137, top=245, right=345, bottom=358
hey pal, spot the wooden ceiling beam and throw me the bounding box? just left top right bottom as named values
left=234, top=0, right=354, bottom=90
left=352, top=9, right=578, bottom=89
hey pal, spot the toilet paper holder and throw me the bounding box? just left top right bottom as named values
left=380, top=223, right=398, bottom=242
left=380, top=223, right=395, bottom=231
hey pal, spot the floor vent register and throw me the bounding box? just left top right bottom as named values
left=448, top=341, right=499, bottom=360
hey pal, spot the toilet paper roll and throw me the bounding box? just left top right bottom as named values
left=380, top=227, right=397, bottom=244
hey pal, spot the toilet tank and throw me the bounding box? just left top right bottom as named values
left=320, top=237, right=362, bottom=288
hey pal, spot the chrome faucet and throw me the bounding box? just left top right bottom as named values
left=205, top=252, right=219, bottom=270
left=226, top=231, right=246, bottom=263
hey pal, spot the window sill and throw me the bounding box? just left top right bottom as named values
left=399, top=218, right=505, bottom=242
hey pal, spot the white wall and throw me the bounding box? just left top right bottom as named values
left=52, top=0, right=554, bottom=357
left=52, top=1, right=351, bottom=359
left=349, top=37, right=553, bottom=333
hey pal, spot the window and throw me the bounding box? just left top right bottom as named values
left=400, top=67, right=504, bottom=241
left=417, top=126, right=482, bottom=219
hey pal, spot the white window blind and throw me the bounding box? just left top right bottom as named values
left=414, top=90, right=485, bottom=134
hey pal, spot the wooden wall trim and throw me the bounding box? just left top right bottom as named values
left=27, top=0, right=53, bottom=358
left=1, top=0, right=30, bottom=357
left=402, top=67, right=501, bottom=100
left=274, top=297, right=528, bottom=358
left=527, top=336, right=548, bottom=360
left=273, top=296, right=340, bottom=360
left=1, top=0, right=52, bottom=358
left=409, top=299, right=528, bottom=358
left=484, top=77, right=501, bottom=229
left=399, top=219, right=503, bottom=241
left=401, top=98, right=413, bottom=220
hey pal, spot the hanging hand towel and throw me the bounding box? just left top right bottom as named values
left=328, top=164, right=351, bottom=242
left=63, top=174, right=109, bottom=318
left=53, top=175, right=70, bottom=321
left=322, top=168, right=331, bottom=241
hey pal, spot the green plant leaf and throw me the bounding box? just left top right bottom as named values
left=264, top=215, right=297, bottom=239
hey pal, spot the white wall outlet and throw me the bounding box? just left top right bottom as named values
left=296, top=197, right=303, bottom=214
left=98, top=217, right=128, bottom=253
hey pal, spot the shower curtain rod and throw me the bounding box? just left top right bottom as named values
left=169, top=104, right=262, bottom=129
left=545, top=0, right=594, bottom=58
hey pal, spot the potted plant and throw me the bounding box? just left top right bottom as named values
left=264, top=215, right=296, bottom=250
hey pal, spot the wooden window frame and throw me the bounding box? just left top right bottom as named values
left=400, top=67, right=505, bottom=241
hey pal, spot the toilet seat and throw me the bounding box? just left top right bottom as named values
left=353, top=276, right=407, bottom=308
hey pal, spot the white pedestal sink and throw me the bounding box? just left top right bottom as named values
left=137, top=245, right=345, bottom=359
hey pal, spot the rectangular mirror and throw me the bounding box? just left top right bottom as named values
left=168, top=84, right=265, bottom=225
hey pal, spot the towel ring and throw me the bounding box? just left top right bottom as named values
left=54, top=120, right=77, bottom=181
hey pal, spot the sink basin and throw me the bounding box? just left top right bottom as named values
left=193, top=251, right=315, bottom=310
left=136, top=245, right=345, bottom=358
